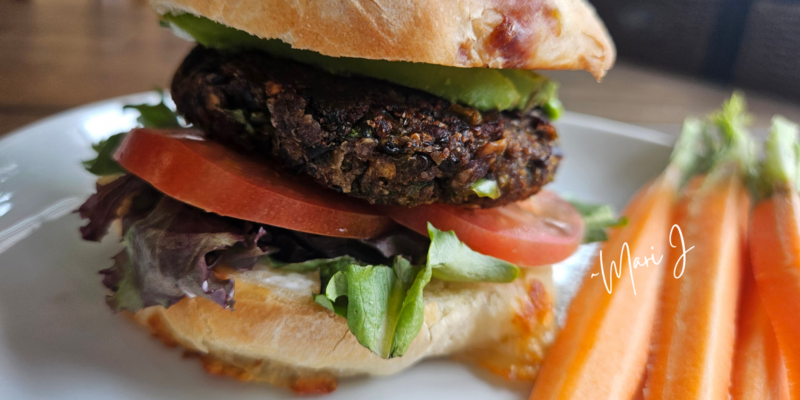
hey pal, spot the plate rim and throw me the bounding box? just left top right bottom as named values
left=0, top=91, right=675, bottom=399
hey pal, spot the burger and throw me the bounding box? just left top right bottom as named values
left=78, top=0, right=614, bottom=394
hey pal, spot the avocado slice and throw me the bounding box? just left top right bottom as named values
left=164, top=13, right=560, bottom=116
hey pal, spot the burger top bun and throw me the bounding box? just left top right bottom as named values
left=150, top=0, right=615, bottom=79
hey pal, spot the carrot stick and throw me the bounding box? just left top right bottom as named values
left=529, top=116, right=705, bottom=400
left=529, top=171, right=674, bottom=400
left=631, top=375, right=646, bottom=400
left=645, top=94, right=752, bottom=400
left=730, top=259, right=789, bottom=400
left=748, top=116, right=800, bottom=399
left=644, top=167, right=747, bottom=400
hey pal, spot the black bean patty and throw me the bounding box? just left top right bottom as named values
left=171, top=46, right=561, bottom=208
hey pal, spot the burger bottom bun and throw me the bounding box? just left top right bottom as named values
left=131, top=264, right=556, bottom=394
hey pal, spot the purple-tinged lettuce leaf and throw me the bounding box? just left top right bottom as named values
left=219, top=226, right=272, bottom=269
left=77, top=175, right=151, bottom=242
left=271, top=226, right=429, bottom=266
left=101, top=197, right=269, bottom=312
left=360, top=229, right=429, bottom=265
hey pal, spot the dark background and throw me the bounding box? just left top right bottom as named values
left=1, top=0, right=798, bottom=137
left=592, top=0, right=800, bottom=101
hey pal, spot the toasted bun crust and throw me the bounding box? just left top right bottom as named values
left=150, top=0, right=615, bottom=79
left=131, top=265, right=556, bottom=393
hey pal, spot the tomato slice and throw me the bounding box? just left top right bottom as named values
left=388, top=191, right=584, bottom=266
left=114, top=128, right=395, bottom=239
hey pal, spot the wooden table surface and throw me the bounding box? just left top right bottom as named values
left=2, top=0, right=799, bottom=138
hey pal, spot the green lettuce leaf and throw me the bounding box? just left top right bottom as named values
left=426, top=223, right=519, bottom=282
left=316, top=257, right=431, bottom=358
left=83, top=92, right=181, bottom=176
left=568, top=200, right=628, bottom=243
left=308, top=223, right=517, bottom=358
left=390, top=257, right=432, bottom=356
left=279, top=255, right=359, bottom=273
left=83, top=133, right=128, bottom=176
left=339, top=265, right=406, bottom=358
left=308, top=256, right=359, bottom=317
left=123, top=98, right=181, bottom=129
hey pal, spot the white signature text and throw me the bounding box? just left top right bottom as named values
left=590, top=224, right=694, bottom=295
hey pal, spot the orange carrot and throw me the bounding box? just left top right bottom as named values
left=529, top=106, right=730, bottom=400
left=631, top=376, right=646, bottom=400
left=730, top=259, right=789, bottom=400
left=644, top=167, right=748, bottom=400
left=748, top=116, right=800, bottom=399
left=529, top=169, right=675, bottom=400
left=645, top=94, right=753, bottom=400
left=528, top=112, right=720, bottom=400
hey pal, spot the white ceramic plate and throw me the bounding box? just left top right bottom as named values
left=0, top=93, right=674, bottom=400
